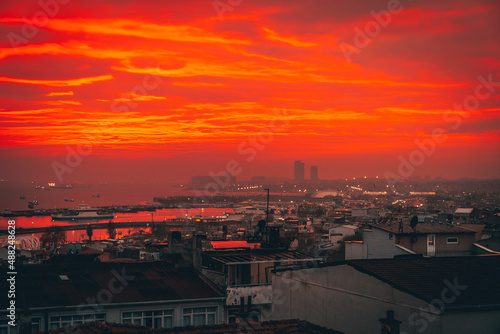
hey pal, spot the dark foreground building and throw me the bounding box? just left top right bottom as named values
left=1, top=260, right=225, bottom=333
left=272, top=255, right=500, bottom=333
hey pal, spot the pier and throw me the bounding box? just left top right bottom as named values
left=0, top=221, right=160, bottom=236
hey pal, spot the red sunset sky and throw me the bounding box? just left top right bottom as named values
left=0, top=0, right=499, bottom=184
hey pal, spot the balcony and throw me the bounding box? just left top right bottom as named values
left=226, top=284, right=272, bottom=306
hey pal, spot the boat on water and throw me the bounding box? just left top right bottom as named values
left=51, top=203, right=114, bottom=221
left=48, top=182, right=73, bottom=189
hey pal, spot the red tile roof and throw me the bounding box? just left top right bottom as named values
left=36, top=322, right=149, bottom=334
left=37, top=320, right=342, bottom=334
left=210, top=240, right=261, bottom=249
left=348, top=255, right=500, bottom=308
left=153, top=319, right=342, bottom=333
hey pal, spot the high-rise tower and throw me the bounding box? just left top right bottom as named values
left=311, top=165, right=318, bottom=182
left=294, top=160, right=305, bottom=183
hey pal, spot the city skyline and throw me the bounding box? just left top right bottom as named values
left=0, top=0, right=499, bottom=184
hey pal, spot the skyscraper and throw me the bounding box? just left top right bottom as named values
left=294, top=160, right=305, bottom=183
left=311, top=165, right=318, bottom=182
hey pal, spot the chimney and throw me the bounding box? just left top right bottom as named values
left=192, top=234, right=199, bottom=268
left=247, top=296, right=252, bottom=313
left=379, top=310, right=401, bottom=334
left=240, top=296, right=245, bottom=313
left=192, top=234, right=206, bottom=269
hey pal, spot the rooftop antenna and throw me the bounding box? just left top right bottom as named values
left=264, top=188, right=270, bottom=227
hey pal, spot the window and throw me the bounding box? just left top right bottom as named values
left=447, top=237, right=459, bottom=244
left=31, top=318, right=41, bottom=333
left=183, top=307, right=217, bottom=326
left=50, top=314, right=105, bottom=330
left=0, top=319, right=18, bottom=334
left=122, top=310, right=173, bottom=328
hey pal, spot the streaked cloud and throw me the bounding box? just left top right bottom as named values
left=261, top=27, right=317, bottom=47
left=0, top=75, right=113, bottom=86
left=45, top=91, right=74, bottom=97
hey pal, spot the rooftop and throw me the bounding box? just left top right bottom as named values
left=371, top=223, right=476, bottom=235
left=476, top=237, right=500, bottom=252
left=36, top=319, right=342, bottom=334
left=204, top=249, right=320, bottom=265
left=209, top=240, right=261, bottom=250
left=455, top=208, right=474, bottom=214
left=3, top=261, right=223, bottom=309
left=274, top=255, right=500, bottom=309
left=348, top=255, right=500, bottom=308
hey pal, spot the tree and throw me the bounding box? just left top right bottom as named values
left=86, top=224, right=93, bottom=243
left=107, top=220, right=117, bottom=239
left=40, top=226, right=66, bottom=248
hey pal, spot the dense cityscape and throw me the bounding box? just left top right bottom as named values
left=1, top=163, right=500, bottom=333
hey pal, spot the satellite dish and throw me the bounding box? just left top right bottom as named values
left=65, top=243, right=77, bottom=255
left=410, top=216, right=419, bottom=229
left=258, top=220, right=266, bottom=229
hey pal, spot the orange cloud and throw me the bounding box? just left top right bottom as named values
left=42, top=100, right=82, bottom=106
left=0, top=18, right=251, bottom=45
left=97, top=93, right=167, bottom=103
left=45, top=91, right=74, bottom=97
left=261, top=27, right=317, bottom=47
left=0, top=41, right=161, bottom=61
left=172, top=82, right=225, bottom=87
left=0, top=75, right=113, bottom=86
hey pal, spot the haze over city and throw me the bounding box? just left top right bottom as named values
left=0, top=0, right=499, bottom=184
